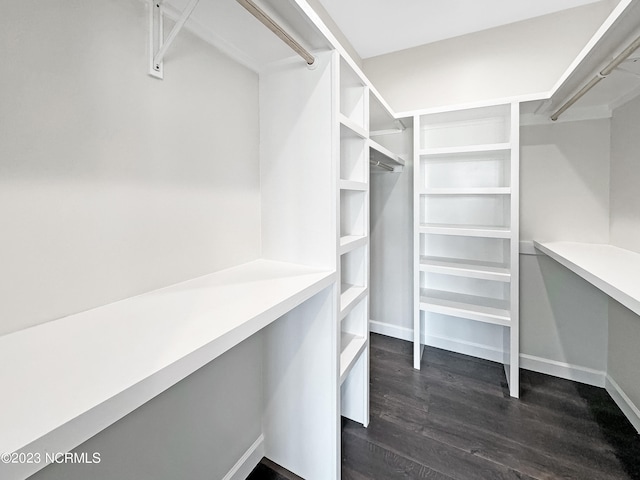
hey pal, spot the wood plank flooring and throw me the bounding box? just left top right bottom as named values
left=249, top=333, right=640, bottom=479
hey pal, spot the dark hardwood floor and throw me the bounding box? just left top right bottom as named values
left=249, top=333, right=640, bottom=479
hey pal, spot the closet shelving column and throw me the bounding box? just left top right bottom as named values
left=413, top=103, right=520, bottom=397
left=337, top=54, right=369, bottom=426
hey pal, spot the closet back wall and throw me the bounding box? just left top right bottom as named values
left=0, top=0, right=260, bottom=336
left=362, top=1, right=616, bottom=112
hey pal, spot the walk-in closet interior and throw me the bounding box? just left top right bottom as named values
left=1, top=0, right=640, bottom=479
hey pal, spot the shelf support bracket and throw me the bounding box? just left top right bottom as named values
left=149, top=0, right=201, bottom=79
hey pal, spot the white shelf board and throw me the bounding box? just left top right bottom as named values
left=534, top=241, right=640, bottom=317
left=339, top=333, right=367, bottom=384
left=419, top=143, right=511, bottom=157
left=419, top=223, right=511, bottom=239
left=339, top=235, right=367, bottom=255
left=420, top=289, right=511, bottom=326
left=0, top=260, right=335, bottom=462
left=420, top=256, right=511, bottom=282
left=369, top=139, right=405, bottom=167
left=339, top=180, right=367, bottom=191
left=339, top=113, right=368, bottom=139
left=340, top=284, right=367, bottom=320
left=420, top=187, right=511, bottom=195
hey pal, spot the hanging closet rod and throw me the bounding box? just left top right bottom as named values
left=551, top=33, right=640, bottom=121
left=236, top=0, right=315, bottom=66
left=370, top=160, right=395, bottom=172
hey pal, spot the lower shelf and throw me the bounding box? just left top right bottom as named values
left=420, top=255, right=511, bottom=282
left=419, top=288, right=511, bottom=326
left=340, top=333, right=367, bottom=384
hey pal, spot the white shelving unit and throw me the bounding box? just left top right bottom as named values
left=336, top=54, right=370, bottom=426
left=413, top=103, right=520, bottom=397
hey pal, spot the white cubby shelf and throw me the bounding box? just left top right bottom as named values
left=340, top=333, right=368, bottom=384
left=419, top=289, right=511, bottom=326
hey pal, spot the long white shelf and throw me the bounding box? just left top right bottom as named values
left=419, top=143, right=511, bottom=157
left=420, top=289, right=511, bottom=326
left=0, top=260, right=335, bottom=469
left=419, top=223, right=511, bottom=239
left=420, top=256, right=511, bottom=282
left=339, top=235, right=367, bottom=255
left=339, top=333, right=367, bottom=384
left=420, top=187, right=511, bottom=195
left=534, top=241, right=640, bottom=316
left=340, top=284, right=367, bottom=319
left=339, top=113, right=368, bottom=139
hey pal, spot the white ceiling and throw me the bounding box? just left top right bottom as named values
left=316, top=0, right=605, bottom=59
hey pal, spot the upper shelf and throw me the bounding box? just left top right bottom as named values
left=534, top=241, right=640, bottom=316
left=0, top=260, right=335, bottom=474
left=369, top=139, right=405, bottom=172
left=531, top=0, right=640, bottom=120
left=161, top=0, right=330, bottom=72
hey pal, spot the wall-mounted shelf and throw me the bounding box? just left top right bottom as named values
left=420, top=289, right=511, bottom=326
left=534, top=241, right=640, bottom=316
left=369, top=139, right=405, bottom=172
left=0, top=260, right=335, bottom=476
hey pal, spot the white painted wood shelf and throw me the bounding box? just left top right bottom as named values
left=369, top=138, right=405, bottom=168
left=339, top=180, right=367, bottom=191
left=420, top=187, right=511, bottom=195
left=339, top=333, right=367, bottom=384
left=419, top=223, right=511, bottom=238
left=340, top=284, right=367, bottom=318
left=0, top=260, right=335, bottom=459
left=420, top=256, right=511, bottom=282
left=534, top=241, right=640, bottom=316
left=339, top=235, right=368, bottom=255
left=419, top=289, right=511, bottom=326
left=418, top=143, right=511, bottom=157
left=339, top=113, right=368, bottom=139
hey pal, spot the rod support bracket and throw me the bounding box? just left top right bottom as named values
left=149, top=0, right=201, bottom=79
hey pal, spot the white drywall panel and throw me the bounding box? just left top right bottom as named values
left=0, top=0, right=260, bottom=336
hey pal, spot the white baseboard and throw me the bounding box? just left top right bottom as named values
left=369, top=319, right=502, bottom=363
left=369, top=320, right=413, bottom=342
left=222, top=434, right=264, bottom=480
left=606, top=375, right=640, bottom=434
left=519, top=354, right=606, bottom=387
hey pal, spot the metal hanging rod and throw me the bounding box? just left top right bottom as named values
left=236, top=0, right=315, bottom=66
left=551, top=33, right=640, bottom=121
left=370, top=160, right=395, bottom=172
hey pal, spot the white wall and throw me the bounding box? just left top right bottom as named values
left=0, top=0, right=260, bottom=337
left=608, top=95, right=640, bottom=420
left=519, top=119, right=611, bottom=380
left=362, top=1, right=617, bottom=113
left=369, top=130, right=413, bottom=336
left=0, top=1, right=264, bottom=478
